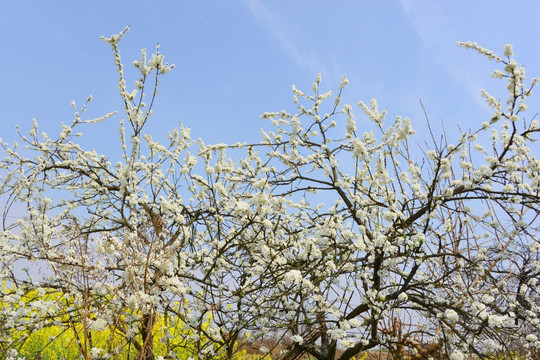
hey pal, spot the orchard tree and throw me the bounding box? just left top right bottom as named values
left=241, top=42, right=540, bottom=360
left=0, top=27, right=275, bottom=360
left=0, top=26, right=539, bottom=360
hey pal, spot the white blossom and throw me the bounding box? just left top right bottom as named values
left=283, top=270, right=303, bottom=285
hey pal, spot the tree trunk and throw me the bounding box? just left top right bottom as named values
left=139, top=312, right=155, bottom=360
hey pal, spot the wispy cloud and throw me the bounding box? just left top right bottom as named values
left=398, top=0, right=490, bottom=112
left=22, top=0, right=105, bottom=72
left=244, top=0, right=326, bottom=76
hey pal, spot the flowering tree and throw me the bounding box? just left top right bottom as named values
left=1, top=27, right=539, bottom=360
left=242, top=42, right=540, bottom=360
left=0, top=27, right=266, bottom=360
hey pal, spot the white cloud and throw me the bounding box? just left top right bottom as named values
left=244, top=0, right=326, bottom=76
left=398, top=0, right=491, bottom=112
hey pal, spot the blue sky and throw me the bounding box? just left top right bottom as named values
left=1, top=0, right=540, bottom=154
